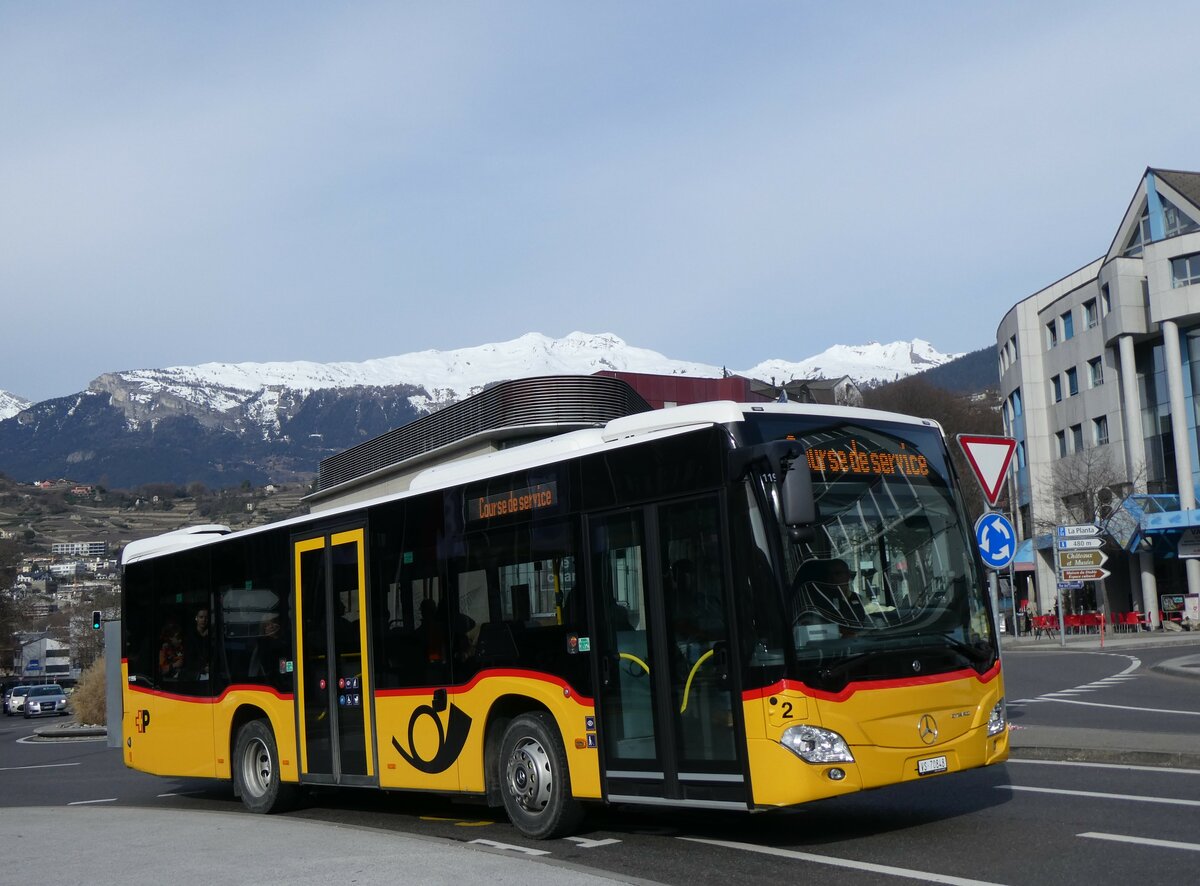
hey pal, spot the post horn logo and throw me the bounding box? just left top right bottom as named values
left=918, top=714, right=939, bottom=745
left=392, top=692, right=472, bottom=774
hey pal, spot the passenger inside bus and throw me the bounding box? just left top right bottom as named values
left=791, top=558, right=871, bottom=635
left=158, top=620, right=184, bottom=681
left=182, top=606, right=211, bottom=681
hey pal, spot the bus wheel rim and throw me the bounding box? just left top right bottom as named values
left=506, top=736, right=552, bottom=814
left=243, top=736, right=272, bottom=796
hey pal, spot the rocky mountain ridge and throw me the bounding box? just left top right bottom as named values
left=0, top=332, right=966, bottom=488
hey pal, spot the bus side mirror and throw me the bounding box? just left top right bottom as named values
left=728, top=442, right=818, bottom=539
left=779, top=455, right=816, bottom=532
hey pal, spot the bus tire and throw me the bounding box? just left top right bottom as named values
left=498, top=712, right=583, bottom=839
left=233, top=719, right=298, bottom=814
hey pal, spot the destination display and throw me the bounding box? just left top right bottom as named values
left=805, top=442, right=929, bottom=478
left=469, top=481, right=558, bottom=521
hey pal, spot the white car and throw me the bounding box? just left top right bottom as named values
left=4, top=685, right=31, bottom=715
left=23, top=684, right=70, bottom=718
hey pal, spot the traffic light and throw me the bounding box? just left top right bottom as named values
left=92, top=610, right=102, bottom=630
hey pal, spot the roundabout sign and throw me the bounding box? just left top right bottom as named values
left=974, top=511, right=1016, bottom=570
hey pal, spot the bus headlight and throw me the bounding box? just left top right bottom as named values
left=987, top=698, right=1007, bottom=736
left=781, top=725, right=855, bottom=764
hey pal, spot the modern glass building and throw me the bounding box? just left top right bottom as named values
left=996, top=168, right=1200, bottom=625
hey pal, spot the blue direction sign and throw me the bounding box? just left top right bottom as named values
left=974, top=511, right=1016, bottom=570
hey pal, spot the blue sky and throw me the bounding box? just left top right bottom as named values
left=2, top=2, right=1195, bottom=402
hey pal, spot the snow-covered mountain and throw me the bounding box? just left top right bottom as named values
left=0, top=390, right=31, bottom=422
left=0, top=332, right=962, bottom=488
left=91, top=332, right=960, bottom=429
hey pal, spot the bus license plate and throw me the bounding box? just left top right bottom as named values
left=917, top=755, right=948, bottom=775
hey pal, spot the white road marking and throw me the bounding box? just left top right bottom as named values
left=680, top=837, right=1009, bottom=885
left=469, top=839, right=550, bottom=856
left=1079, top=832, right=1200, bottom=853
left=564, top=836, right=621, bottom=848
left=1007, top=759, right=1200, bottom=776
left=0, top=762, right=81, bottom=772
left=68, top=798, right=118, bottom=805
left=999, top=785, right=1200, bottom=807
left=1033, top=697, right=1200, bottom=716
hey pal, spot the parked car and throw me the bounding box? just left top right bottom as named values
left=22, top=684, right=69, bottom=718
left=4, top=685, right=31, bottom=716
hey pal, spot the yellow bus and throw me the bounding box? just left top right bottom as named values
left=120, top=400, right=1007, bottom=839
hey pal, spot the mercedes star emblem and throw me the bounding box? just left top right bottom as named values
left=918, top=714, right=939, bottom=745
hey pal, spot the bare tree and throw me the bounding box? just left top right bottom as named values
left=1032, top=444, right=1136, bottom=536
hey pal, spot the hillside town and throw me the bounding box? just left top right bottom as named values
left=0, top=478, right=309, bottom=681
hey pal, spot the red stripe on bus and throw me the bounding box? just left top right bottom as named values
left=742, top=661, right=1002, bottom=703
left=126, top=683, right=294, bottom=704
left=375, top=668, right=594, bottom=706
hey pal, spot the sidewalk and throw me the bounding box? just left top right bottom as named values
left=0, top=806, right=649, bottom=886
left=1002, top=628, right=1200, bottom=769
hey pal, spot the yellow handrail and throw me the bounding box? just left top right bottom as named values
left=618, top=651, right=650, bottom=674
left=680, top=648, right=715, bottom=713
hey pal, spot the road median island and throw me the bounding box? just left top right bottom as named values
left=31, top=723, right=107, bottom=742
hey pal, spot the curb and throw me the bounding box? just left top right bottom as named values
left=1008, top=745, right=1200, bottom=770
left=1152, top=655, right=1200, bottom=680
left=31, top=724, right=107, bottom=742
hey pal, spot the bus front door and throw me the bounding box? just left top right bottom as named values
left=590, top=498, right=747, bottom=811
left=293, top=528, right=377, bottom=787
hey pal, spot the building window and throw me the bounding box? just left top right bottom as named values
left=1017, top=441, right=1027, bottom=469
left=1056, top=430, right=1067, bottom=458
left=1052, top=375, right=1063, bottom=403
left=1066, top=367, right=1079, bottom=396
left=1062, top=310, right=1074, bottom=341
left=1093, top=415, right=1109, bottom=446
left=1071, top=424, right=1084, bottom=452
left=1012, top=387, right=1022, bottom=416
left=1046, top=320, right=1058, bottom=349
left=1172, top=253, right=1200, bottom=288
left=1088, top=356, right=1104, bottom=387
left=1163, top=197, right=1199, bottom=237
left=1101, top=283, right=1111, bottom=314
left=1083, top=298, right=1098, bottom=328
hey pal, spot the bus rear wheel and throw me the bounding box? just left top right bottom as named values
left=498, top=712, right=583, bottom=839
left=234, top=719, right=298, bottom=814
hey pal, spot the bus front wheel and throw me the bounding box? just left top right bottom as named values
left=234, top=719, right=298, bottom=814
left=499, top=712, right=583, bottom=839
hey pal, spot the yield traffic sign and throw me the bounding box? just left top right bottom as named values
left=957, top=435, right=1016, bottom=506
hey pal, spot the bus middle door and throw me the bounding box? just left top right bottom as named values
left=293, top=528, right=377, bottom=787
left=589, top=496, right=747, bottom=811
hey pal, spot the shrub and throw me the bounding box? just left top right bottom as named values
left=72, top=657, right=106, bottom=726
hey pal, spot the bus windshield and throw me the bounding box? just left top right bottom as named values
left=741, top=413, right=996, bottom=688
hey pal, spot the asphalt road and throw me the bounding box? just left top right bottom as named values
left=3, top=643, right=1199, bottom=885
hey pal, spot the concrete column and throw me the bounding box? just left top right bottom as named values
left=1140, top=551, right=1159, bottom=628
left=1118, top=334, right=1151, bottom=618
left=1160, top=319, right=1200, bottom=600
left=1118, top=335, right=1147, bottom=484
